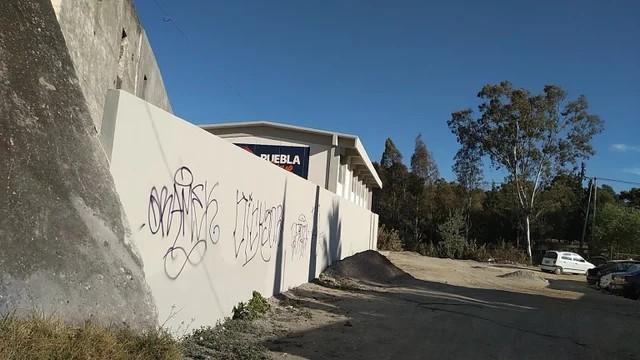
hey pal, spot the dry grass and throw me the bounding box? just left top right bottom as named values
left=0, top=291, right=281, bottom=359
left=0, top=312, right=181, bottom=360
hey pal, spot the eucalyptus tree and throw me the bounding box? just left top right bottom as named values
left=448, top=81, right=603, bottom=259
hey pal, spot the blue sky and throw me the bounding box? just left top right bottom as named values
left=135, top=0, right=640, bottom=191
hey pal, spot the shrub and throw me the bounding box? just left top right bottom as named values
left=484, top=240, right=529, bottom=264
left=416, top=241, right=438, bottom=257
left=461, top=239, right=528, bottom=264
left=377, top=224, right=403, bottom=251
left=181, top=319, right=267, bottom=360
left=232, top=291, right=270, bottom=321
left=437, top=211, right=467, bottom=259
left=414, top=210, right=528, bottom=264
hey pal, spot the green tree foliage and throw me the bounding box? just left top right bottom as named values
left=453, top=146, right=483, bottom=192
left=437, top=211, right=467, bottom=259
left=596, top=184, right=617, bottom=208
left=453, top=144, right=483, bottom=240
left=535, top=173, right=584, bottom=241
left=372, top=135, right=640, bottom=262
left=374, top=137, right=431, bottom=250
left=620, top=188, right=640, bottom=208
left=410, top=134, right=440, bottom=184
left=448, top=81, right=604, bottom=259
left=380, top=138, right=403, bottom=168
left=593, top=203, right=640, bottom=257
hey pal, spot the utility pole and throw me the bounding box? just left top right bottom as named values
left=580, top=178, right=593, bottom=251
left=593, top=178, right=598, bottom=228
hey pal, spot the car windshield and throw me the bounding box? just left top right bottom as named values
left=544, top=252, right=558, bottom=260
left=626, top=264, right=640, bottom=273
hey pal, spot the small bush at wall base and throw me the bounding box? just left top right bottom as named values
left=0, top=312, right=181, bottom=360
left=181, top=319, right=268, bottom=360
left=232, top=291, right=270, bottom=321
left=377, top=225, right=403, bottom=251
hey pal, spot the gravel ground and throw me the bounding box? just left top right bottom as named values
left=258, top=251, right=640, bottom=360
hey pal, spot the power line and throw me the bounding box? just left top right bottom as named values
left=592, top=176, right=640, bottom=187
left=146, top=0, right=257, bottom=118
left=150, top=0, right=189, bottom=40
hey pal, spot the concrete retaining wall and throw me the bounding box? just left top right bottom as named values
left=52, top=0, right=172, bottom=132
left=0, top=0, right=156, bottom=328
left=102, top=90, right=378, bottom=331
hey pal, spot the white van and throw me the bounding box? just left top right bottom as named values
left=540, top=251, right=595, bottom=274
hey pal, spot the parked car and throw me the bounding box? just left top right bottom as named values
left=600, top=264, right=640, bottom=292
left=540, top=251, right=595, bottom=274
left=587, top=260, right=640, bottom=286
left=607, top=267, right=640, bottom=299
left=588, top=256, right=609, bottom=267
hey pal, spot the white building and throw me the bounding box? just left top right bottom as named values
left=200, top=121, right=382, bottom=210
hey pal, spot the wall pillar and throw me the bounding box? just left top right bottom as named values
left=326, top=134, right=340, bottom=192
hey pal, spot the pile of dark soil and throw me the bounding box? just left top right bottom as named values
left=320, top=250, right=414, bottom=286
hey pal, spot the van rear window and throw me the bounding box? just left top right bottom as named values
left=544, top=252, right=558, bottom=260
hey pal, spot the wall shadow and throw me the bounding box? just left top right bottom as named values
left=308, top=186, right=321, bottom=282
left=327, top=199, right=342, bottom=264
left=273, top=179, right=288, bottom=295
left=263, top=270, right=640, bottom=359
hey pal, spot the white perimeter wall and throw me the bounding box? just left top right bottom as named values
left=102, top=90, right=378, bottom=332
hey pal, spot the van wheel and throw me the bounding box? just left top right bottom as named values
left=554, top=267, right=563, bottom=275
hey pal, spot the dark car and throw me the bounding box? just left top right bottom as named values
left=589, top=256, right=609, bottom=267
left=609, top=268, right=640, bottom=299
left=586, top=260, right=640, bottom=286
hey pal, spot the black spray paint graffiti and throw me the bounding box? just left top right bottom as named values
left=233, top=191, right=283, bottom=266
left=290, top=214, right=309, bottom=259
left=146, top=166, right=220, bottom=279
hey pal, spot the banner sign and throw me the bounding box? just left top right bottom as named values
left=235, top=143, right=310, bottom=179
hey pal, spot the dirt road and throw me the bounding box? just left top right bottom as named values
left=261, top=251, right=640, bottom=360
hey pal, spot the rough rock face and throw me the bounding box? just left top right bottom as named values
left=0, top=0, right=156, bottom=327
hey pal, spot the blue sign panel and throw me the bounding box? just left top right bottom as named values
left=235, top=143, right=310, bottom=179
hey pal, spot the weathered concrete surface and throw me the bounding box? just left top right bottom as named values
left=52, top=0, right=172, bottom=131
left=0, top=0, right=156, bottom=328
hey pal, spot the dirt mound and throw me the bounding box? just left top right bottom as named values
left=320, top=250, right=413, bottom=286
left=498, top=270, right=549, bottom=285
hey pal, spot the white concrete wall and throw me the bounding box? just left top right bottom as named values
left=102, top=90, right=378, bottom=332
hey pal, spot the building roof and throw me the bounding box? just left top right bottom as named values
left=200, top=121, right=382, bottom=189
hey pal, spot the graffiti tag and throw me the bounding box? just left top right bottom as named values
left=146, top=166, right=220, bottom=279
left=233, top=191, right=283, bottom=266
